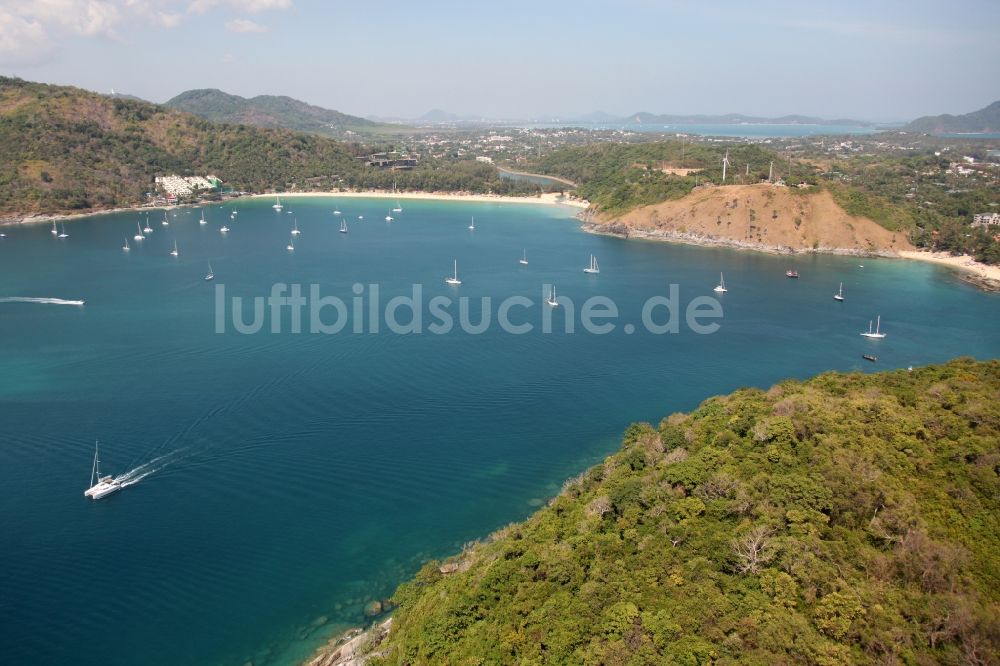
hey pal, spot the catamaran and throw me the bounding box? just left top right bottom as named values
left=205, top=262, right=214, bottom=281
left=339, top=219, right=348, bottom=234
left=834, top=283, right=844, bottom=301
left=58, top=223, right=68, bottom=238
left=291, top=219, right=301, bottom=236
left=546, top=285, right=559, bottom=307
left=519, top=249, right=528, bottom=266
left=122, top=237, right=130, bottom=251
left=199, top=210, right=207, bottom=225
left=170, top=241, right=179, bottom=257
left=273, top=197, right=283, bottom=211
left=713, top=272, right=727, bottom=293
left=84, top=441, right=121, bottom=500
left=583, top=254, right=600, bottom=274
left=445, top=260, right=461, bottom=285
left=860, top=315, right=886, bottom=339
left=134, top=223, right=145, bottom=241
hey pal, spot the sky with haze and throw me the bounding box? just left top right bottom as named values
left=1, top=0, right=997, bottom=122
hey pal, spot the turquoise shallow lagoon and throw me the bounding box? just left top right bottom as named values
left=0, top=197, right=997, bottom=665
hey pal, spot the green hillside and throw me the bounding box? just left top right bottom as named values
left=353, top=358, right=1000, bottom=665
left=905, top=101, right=1000, bottom=134
left=165, top=88, right=386, bottom=137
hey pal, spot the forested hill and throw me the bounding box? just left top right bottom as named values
left=346, top=358, right=1000, bottom=665
left=165, top=88, right=383, bottom=137
left=905, top=101, right=1000, bottom=134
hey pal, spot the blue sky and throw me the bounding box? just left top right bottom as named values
left=1, top=0, right=997, bottom=121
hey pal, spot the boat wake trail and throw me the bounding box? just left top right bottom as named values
left=114, top=449, right=187, bottom=488
left=0, top=297, right=85, bottom=306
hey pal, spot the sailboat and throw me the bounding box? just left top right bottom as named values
left=713, top=272, right=727, bottom=293
left=162, top=212, right=169, bottom=226
left=58, top=223, right=68, bottom=238
left=122, top=237, right=130, bottom=251
left=392, top=201, right=402, bottom=213
left=291, top=219, right=301, bottom=236
left=84, top=441, right=121, bottom=500
left=860, top=315, right=886, bottom=339
left=134, top=222, right=145, bottom=241
left=445, top=260, right=461, bottom=285
left=339, top=218, right=348, bottom=234
left=834, top=283, right=844, bottom=302
left=468, top=216, right=475, bottom=230
left=333, top=209, right=342, bottom=216
left=220, top=222, right=230, bottom=233
left=51, top=220, right=58, bottom=235
left=583, top=254, right=600, bottom=274
left=286, top=235, right=295, bottom=251
left=273, top=196, right=283, bottom=211
left=546, top=285, right=559, bottom=307
left=385, top=211, right=394, bottom=222
left=204, top=262, right=214, bottom=281
left=199, top=210, right=207, bottom=225
left=143, top=216, right=153, bottom=234
left=170, top=241, right=179, bottom=257
left=519, top=249, right=528, bottom=266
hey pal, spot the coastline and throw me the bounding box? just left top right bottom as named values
left=897, top=250, right=1000, bottom=291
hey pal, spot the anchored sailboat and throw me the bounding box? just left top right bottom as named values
left=468, top=216, right=475, bottom=230
left=713, top=272, right=727, bottom=293
left=273, top=196, right=283, bottom=211
left=834, top=283, right=844, bottom=302
left=291, top=219, right=301, bottom=236
left=445, top=260, right=461, bottom=285
left=51, top=220, right=58, bottom=235
left=84, top=441, right=121, bottom=500
left=339, top=218, right=348, bottom=234
left=860, top=315, right=886, bottom=339
left=199, top=210, right=207, bottom=225
left=546, top=285, right=559, bottom=307
left=205, top=262, right=214, bottom=281
left=134, top=222, right=145, bottom=241
left=122, top=237, right=130, bottom=251
left=58, top=223, right=68, bottom=238
left=583, top=254, right=600, bottom=274
left=170, top=241, right=179, bottom=257
left=519, top=249, right=528, bottom=266
left=143, top=216, right=153, bottom=234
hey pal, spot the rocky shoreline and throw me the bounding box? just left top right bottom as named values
left=304, top=618, right=392, bottom=666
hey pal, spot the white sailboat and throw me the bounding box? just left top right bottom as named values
left=134, top=222, right=145, bottom=241
left=51, top=220, right=58, bottom=235
left=834, top=283, right=844, bottom=302
left=205, top=261, right=214, bottom=281
left=199, top=210, right=207, bottom=225
left=713, top=273, right=727, bottom=293
left=291, top=219, right=301, bottom=235
left=58, top=223, right=68, bottom=238
left=445, top=260, right=461, bottom=285
left=220, top=223, right=230, bottom=233
left=385, top=211, right=394, bottom=221
left=468, top=216, right=475, bottom=230
left=273, top=196, right=283, bottom=211
left=583, top=254, right=600, bottom=274
left=519, top=249, right=528, bottom=266
left=392, top=201, right=402, bottom=213
left=170, top=241, right=179, bottom=257
left=122, top=237, right=130, bottom=251
left=860, top=315, right=886, bottom=339
left=339, top=218, right=348, bottom=234
left=546, top=285, right=559, bottom=307
left=143, top=216, right=153, bottom=234
left=84, top=441, right=121, bottom=500
left=333, top=209, right=342, bottom=215
left=162, top=212, right=169, bottom=226
left=286, top=235, right=295, bottom=251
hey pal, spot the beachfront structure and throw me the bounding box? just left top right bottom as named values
left=972, top=212, right=1000, bottom=228
left=155, top=175, right=221, bottom=198
left=362, top=152, right=419, bottom=169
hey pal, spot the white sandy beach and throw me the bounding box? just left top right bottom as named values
left=250, top=190, right=590, bottom=209
left=897, top=250, right=1000, bottom=284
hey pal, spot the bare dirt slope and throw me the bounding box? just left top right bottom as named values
left=590, top=183, right=913, bottom=255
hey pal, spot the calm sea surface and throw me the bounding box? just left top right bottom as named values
left=1, top=197, right=997, bottom=665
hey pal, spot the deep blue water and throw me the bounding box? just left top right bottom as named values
left=0, top=197, right=997, bottom=666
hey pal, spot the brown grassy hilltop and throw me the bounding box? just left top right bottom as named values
left=586, top=183, right=913, bottom=256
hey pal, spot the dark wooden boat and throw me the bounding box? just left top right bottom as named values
left=863, top=354, right=877, bottom=363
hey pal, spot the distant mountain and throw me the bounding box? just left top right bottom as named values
left=624, top=111, right=872, bottom=127
left=417, top=108, right=462, bottom=123
left=165, top=89, right=382, bottom=136
left=904, top=101, right=1000, bottom=134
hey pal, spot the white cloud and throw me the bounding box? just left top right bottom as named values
left=0, top=9, right=54, bottom=65
left=225, top=17, right=266, bottom=33
left=189, top=0, right=291, bottom=15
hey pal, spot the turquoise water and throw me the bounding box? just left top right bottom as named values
left=0, top=198, right=997, bottom=666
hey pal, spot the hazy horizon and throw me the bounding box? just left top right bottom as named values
left=1, top=0, right=997, bottom=123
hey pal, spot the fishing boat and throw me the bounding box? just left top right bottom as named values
left=84, top=441, right=121, bottom=500
left=51, top=221, right=58, bottom=235
left=134, top=223, right=145, bottom=241
left=583, top=254, right=600, bottom=274
left=58, top=223, right=68, bottom=238
left=445, top=260, right=461, bottom=285
left=785, top=269, right=799, bottom=278
left=468, top=216, right=475, bottom=230
left=273, top=197, right=283, bottom=211
left=713, top=272, right=727, bottom=293
left=860, top=315, right=886, bottom=339
left=519, top=249, right=528, bottom=266
left=122, top=238, right=130, bottom=251
left=291, top=219, right=301, bottom=236
left=204, top=262, right=214, bottom=281
left=546, top=285, right=559, bottom=307
left=834, top=283, right=844, bottom=302
left=170, top=241, right=179, bottom=257
left=199, top=211, right=207, bottom=225
left=339, top=219, right=348, bottom=234
left=863, top=354, right=877, bottom=363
